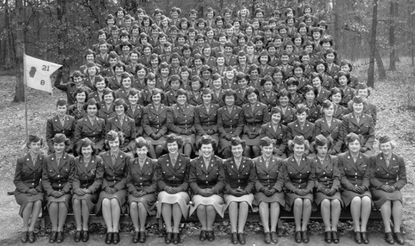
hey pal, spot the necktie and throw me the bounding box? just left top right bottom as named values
left=265, top=160, right=269, bottom=169
left=111, top=154, right=117, bottom=166
left=386, top=158, right=390, bottom=168
left=56, top=157, right=61, bottom=168
left=171, top=157, right=176, bottom=167
left=356, top=115, right=360, bottom=124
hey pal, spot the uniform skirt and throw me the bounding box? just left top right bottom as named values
left=224, top=194, right=255, bottom=212
left=219, top=138, right=231, bottom=153
left=46, top=194, right=72, bottom=210
left=128, top=193, right=157, bottom=216
left=156, top=191, right=190, bottom=219
left=285, top=192, right=314, bottom=211
left=15, top=191, right=44, bottom=217
left=314, top=191, right=344, bottom=207
left=145, top=136, right=167, bottom=146
left=341, top=190, right=371, bottom=207
left=242, top=134, right=261, bottom=146
left=370, top=188, right=402, bottom=209
left=72, top=193, right=99, bottom=212
left=189, top=194, right=225, bottom=218
left=254, top=191, right=285, bottom=207
left=95, top=189, right=127, bottom=214
left=179, top=134, right=196, bottom=147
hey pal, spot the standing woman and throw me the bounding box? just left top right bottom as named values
left=14, top=135, right=45, bottom=243
left=156, top=134, right=191, bottom=244
left=189, top=136, right=226, bottom=242
left=223, top=137, right=256, bottom=245
left=282, top=136, right=315, bottom=244
left=311, top=135, right=343, bottom=244
left=167, top=88, right=196, bottom=157
left=241, top=86, right=270, bottom=158
left=142, top=88, right=168, bottom=159
left=42, top=134, right=76, bottom=243
left=126, top=137, right=158, bottom=243
left=253, top=137, right=285, bottom=244
left=370, top=136, right=407, bottom=245
left=72, top=138, right=104, bottom=242
left=338, top=133, right=372, bottom=244
left=96, top=131, right=131, bottom=244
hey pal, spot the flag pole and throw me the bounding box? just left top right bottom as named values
left=24, top=53, right=29, bottom=142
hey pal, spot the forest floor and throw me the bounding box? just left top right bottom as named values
left=1, top=59, right=415, bottom=245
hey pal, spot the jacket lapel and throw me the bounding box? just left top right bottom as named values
left=377, top=154, right=391, bottom=172
left=50, top=154, right=61, bottom=174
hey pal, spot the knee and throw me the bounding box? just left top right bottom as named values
left=321, top=199, right=330, bottom=209
left=303, top=199, right=311, bottom=207
left=81, top=200, right=87, bottom=206
left=59, top=202, right=66, bottom=209
left=137, top=202, right=145, bottom=210
left=229, top=202, right=238, bottom=210
left=206, top=205, right=215, bottom=212
left=362, top=196, right=372, bottom=205
left=351, top=197, right=362, bottom=205
left=259, top=202, right=268, bottom=209
left=331, top=199, right=341, bottom=208
left=25, top=202, right=33, bottom=209
left=73, top=199, right=80, bottom=206
left=102, top=199, right=111, bottom=207
left=270, top=202, right=279, bottom=209
left=294, top=199, right=303, bottom=207
left=110, top=199, right=119, bottom=207
left=130, top=202, right=138, bottom=210
left=392, top=200, right=402, bottom=208
left=239, top=202, right=249, bottom=209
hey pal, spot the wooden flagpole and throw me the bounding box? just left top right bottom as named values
left=24, top=53, right=29, bottom=142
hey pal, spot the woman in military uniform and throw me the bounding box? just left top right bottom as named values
left=96, top=131, right=131, bottom=244
left=142, top=88, right=168, bottom=159
left=72, top=138, right=104, bottom=242
left=42, top=134, right=76, bottom=243
left=189, top=136, right=225, bottom=242
left=338, top=133, right=372, bottom=244
left=73, top=99, right=106, bottom=155
left=282, top=135, right=315, bottom=244
left=253, top=137, right=285, bottom=244
left=241, top=86, right=270, bottom=158
left=156, top=134, right=191, bottom=244
left=274, top=89, right=297, bottom=126
left=167, top=88, right=196, bottom=157
left=14, top=135, right=45, bottom=243
left=217, top=89, right=244, bottom=158
left=287, top=104, right=316, bottom=156
left=370, top=136, right=407, bottom=245
left=260, top=107, right=288, bottom=158
left=46, top=99, right=76, bottom=154
left=194, top=88, right=220, bottom=148
left=68, top=87, right=89, bottom=121
left=223, top=137, right=256, bottom=245
left=97, top=88, right=116, bottom=122
left=126, top=88, right=144, bottom=136
left=126, top=137, right=158, bottom=243
left=258, top=75, right=278, bottom=111
left=311, top=135, right=342, bottom=244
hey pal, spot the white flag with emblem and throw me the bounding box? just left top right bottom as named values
left=24, top=54, right=62, bottom=93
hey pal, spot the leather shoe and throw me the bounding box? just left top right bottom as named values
left=302, top=230, right=309, bottom=243
left=113, top=232, right=120, bottom=244
left=361, top=232, right=369, bottom=244
left=332, top=231, right=339, bottom=244
left=394, top=232, right=405, bottom=245
left=132, top=231, right=139, bottom=243
left=172, top=232, right=180, bottom=244
left=82, top=231, right=89, bottom=242
left=264, top=232, right=271, bottom=244
left=49, top=231, right=57, bottom=243
left=238, top=233, right=246, bottom=245
left=56, top=231, right=64, bottom=243
left=139, top=231, right=146, bottom=243
left=270, top=231, right=278, bottom=243
left=231, top=232, right=238, bottom=244
left=295, top=231, right=302, bottom=243
left=354, top=232, right=362, bottom=244
left=325, top=231, right=332, bottom=243
left=199, top=230, right=206, bottom=241
left=207, top=230, right=215, bottom=241
left=74, top=230, right=82, bottom=242
left=21, top=231, right=28, bottom=243
left=385, top=232, right=395, bottom=244
left=165, top=232, right=172, bottom=244
left=28, top=231, right=36, bottom=243
left=105, top=232, right=113, bottom=244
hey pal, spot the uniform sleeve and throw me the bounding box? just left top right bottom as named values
left=114, top=156, right=129, bottom=191
left=157, top=159, right=168, bottom=190
left=272, top=160, right=284, bottom=192
left=279, top=125, right=288, bottom=153
left=88, top=156, right=104, bottom=193
left=73, top=120, right=83, bottom=145
left=305, top=161, right=315, bottom=193
left=212, top=158, right=225, bottom=194
left=42, top=159, right=54, bottom=196
left=62, top=158, right=76, bottom=194
left=177, top=157, right=190, bottom=192
left=282, top=161, right=295, bottom=192
left=331, top=156, right=341, bottom=191
left=46, top=119, right=54, bottom=149
left=142, top=107, right=154, bottom=136
left=144, top=160, right=158, bottom=193
left=72, top=161, right=81, bottom=190
left=193, top=107, right=206, bottom=136
left=167, top=107, right=183, bottom=134
left=126, top=159, right=137, bottom=194
left=394, top=156, right=407, bottom=190
left=244, top=160, right=257, bottom=194
left=364, top=117, right=375, bottom=150
left=234, top=109, right=244, bottom=136
left=54, top=70, right=68, bottom=91
left=13, top=158, right=30, bottom=193
left=189, top=160, right=202, bottom=194
left=338, top=156, right=356, bottom=191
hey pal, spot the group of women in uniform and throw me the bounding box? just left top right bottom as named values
left=14, top=2, right=407, bottom=246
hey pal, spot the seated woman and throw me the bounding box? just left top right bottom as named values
left=287, top=104, right=316, bottom=155
left=311, top=135, right=343, bottom=244
left=189, top=135, right=225, bottom=242
left=260, top=107, right=288, bottom=158
left=167, top=88, right=196, bottom=157
left=274, top=89, right=297, bottom=126
left=223, top=137, right=256, bottom=245
left=14, top=135, right=45, bottom=243
left=282, top=136, right=315, bottom=244
left=97, top=88, right=117, bottom=121
left=253, top=137, right=285, bottom=244
left=370, top=136, right=407, bottom=245
left=338, top=133, right=372, bottom=244
left=194, top=88, right=220, bottom=148
left=126, top=137, right=158, bottom=243
left=241, top=86, right=270, bottom=158
left=142, top=88, right=168, bottom=159
left=72, top=138, right=104, bottom=242
left=96, top=131, right=131, bottom=244
left=42, top=134, right=75, bottom=243
left=74, top=99, right=106, bottom=155
left=329, top=87, right=348, bottom=120
left=68, top=87, right=89, bottom=121
left=156, top=134, right=191, bottom=244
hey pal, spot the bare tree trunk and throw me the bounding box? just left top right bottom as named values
left=375, top=46, right=386, bottom=80
left=367, top=0, right=378, bottom=88
left=389, top=0, right=396, bottom=70
left=333, top=0, right=340, bottom=59
left=14, top=0, right=25, bottom=102
left=411, top=0, right=415, bottom=66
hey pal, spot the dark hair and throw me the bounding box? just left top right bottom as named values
left=197, top=135, right=217, bottom=151
left=113, top=98, right=128, bottom=112
left=230, top=137, right=246, bottom=150
left=151, top=88, right=165, bottom=102
left=165, top=134, right=183, bottom=149
left=56, top=98, right=67, bottom=107
left=222, top=89, right=237, bottom=102
left=27, top=135, right=43, bottom=149
left=296, top=104, right=309, bottom=115
left=74, top=87, right=89, bottom=102
left=135, top=137, right=150, bottom=150
left=245, top=86, right=260, bottom=99
left=77, top=138, right=95, bottom=156
left=83, top=98, right=101, bottom=111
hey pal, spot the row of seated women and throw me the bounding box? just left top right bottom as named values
left=14, top=131, right=406, bottom=245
